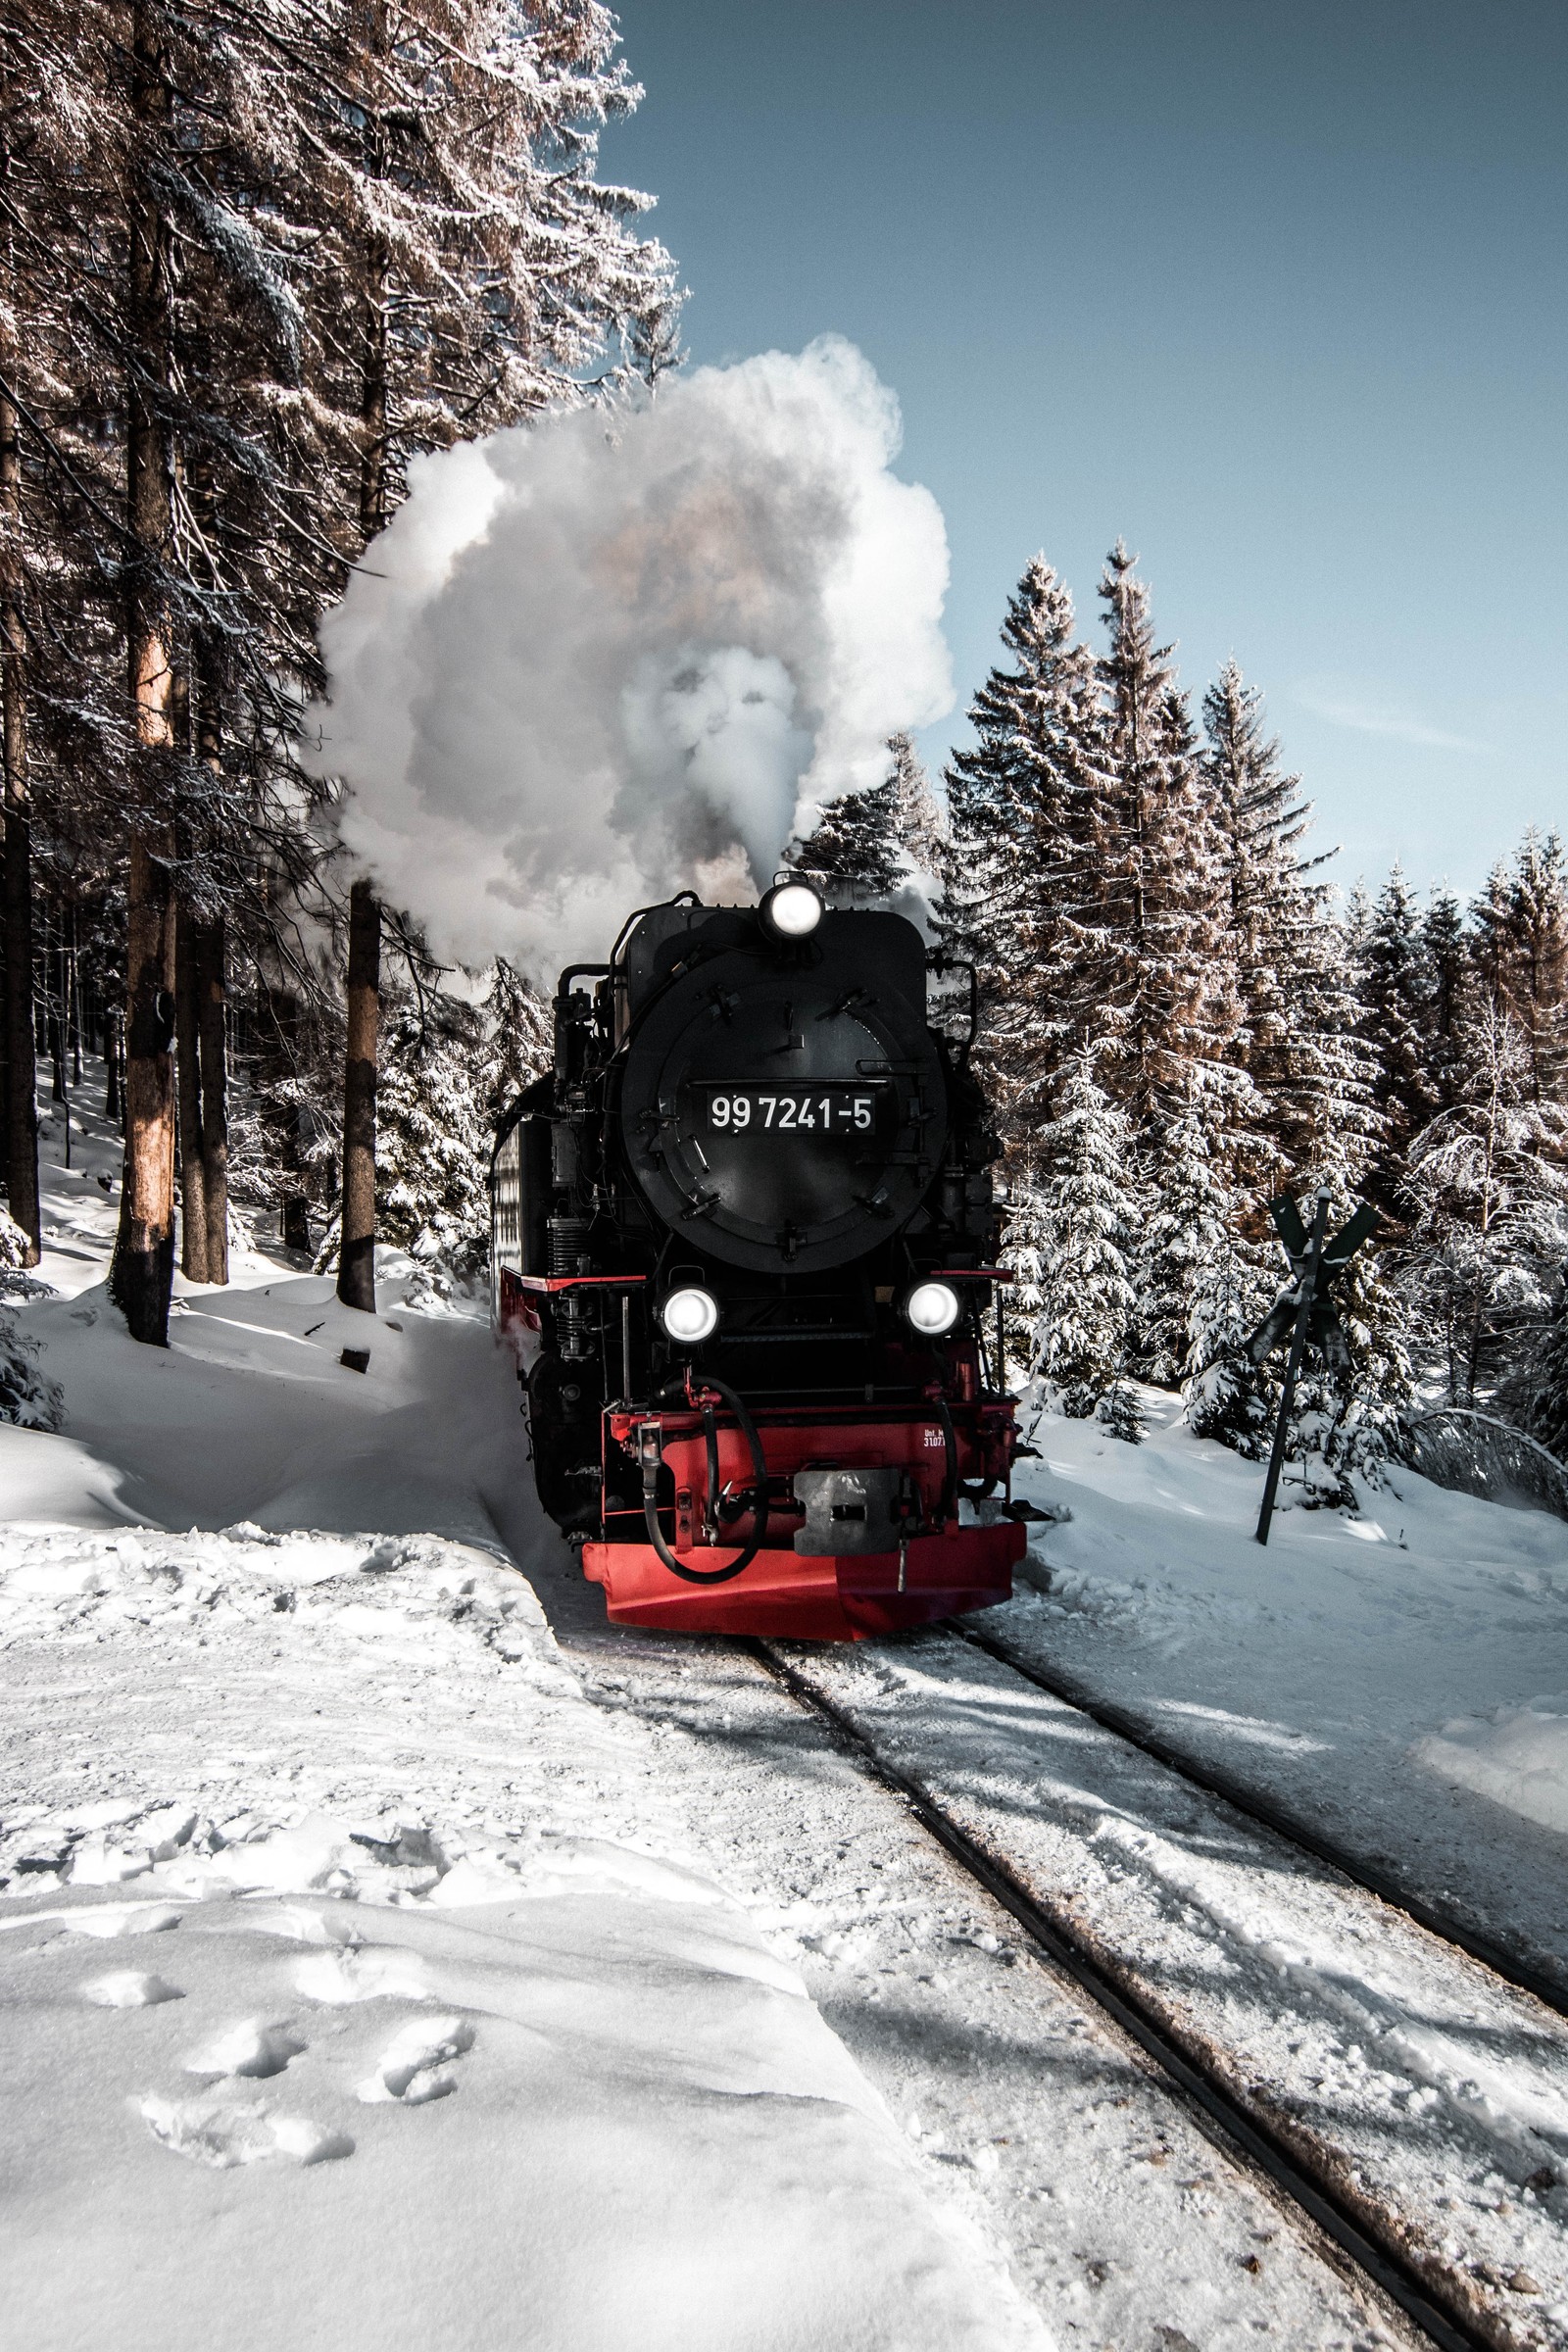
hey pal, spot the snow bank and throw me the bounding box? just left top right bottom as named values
left=1417, top=1695, right=1568, bottom=1836
left=0, top=1526, right=1039, bottom=2351
left=1005, top=1385, right=1568, bottom=1975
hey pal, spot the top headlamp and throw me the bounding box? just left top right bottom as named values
left=760, top=880, right=824, bottom=940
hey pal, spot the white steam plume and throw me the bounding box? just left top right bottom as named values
left=302, top=337, right=952, bottom=978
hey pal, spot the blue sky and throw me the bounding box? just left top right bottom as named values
left=604, top=0, right=1565, bottom=900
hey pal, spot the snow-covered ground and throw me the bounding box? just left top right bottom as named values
left=784, top=1632, right=1568, bottom=2349
left=1001, top=1393, right=1568, bottom=1991
left=3, top=1070, right=1566, bottom=2346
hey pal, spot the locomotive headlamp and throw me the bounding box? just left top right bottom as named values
left=760, top=879, right=823, bottom=940
left=659, top=1285, right=720, bottom=1346
left=904, top=1280, right=961, bottom=1338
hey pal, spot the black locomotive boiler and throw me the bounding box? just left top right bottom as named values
left=490, top=879, right=1027, bottom=1639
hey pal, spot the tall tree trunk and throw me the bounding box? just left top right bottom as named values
left=337, top=877, right=379, bottom=1312
left=104, top=1011, right=122, bottom=1125
left=197, top=914, right=228, bottom=1283
left=260, top=982, right=310, bottom=1251
left=359, top=1, right=390, bottom=546
left=174, top=905, right=208, bottom=1280
left=1, top=373, right=39, bottom=1262
left=187, top=615, right=227, bottom=1282
left=108, top=0, right=178, bottom=1346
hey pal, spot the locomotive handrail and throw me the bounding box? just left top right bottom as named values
left=553, top=962, right=610, bottom=998
left=514, top=1273, right=647, bottom=1295
left=609, top=889, right=700, bottom=970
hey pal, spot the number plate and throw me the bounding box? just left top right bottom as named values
left=699, top=1084, right=890, bottom=1137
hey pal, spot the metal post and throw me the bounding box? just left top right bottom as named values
left=1255, top=1189, right=1330, bottom=1546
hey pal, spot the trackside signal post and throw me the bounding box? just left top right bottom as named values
left=1246, top=1192, right=1380, bottom=1546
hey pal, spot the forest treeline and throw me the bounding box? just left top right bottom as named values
left=0, top=0, right=671, bottom=1337
left=1, top=2, right=1563, bottom=1500
left=791, top=553, right=1568, bottom=1493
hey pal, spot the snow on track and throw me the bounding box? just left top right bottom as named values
left=1003, top=1396, right=1568, bottom=1997
left=774, top=1631, right=1568, bottom=2352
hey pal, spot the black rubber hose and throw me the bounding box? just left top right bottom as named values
left=642, top=1375, right=770, bottom=1585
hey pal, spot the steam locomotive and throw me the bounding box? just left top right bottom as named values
left=490, top=879, right=1027, bottom=1640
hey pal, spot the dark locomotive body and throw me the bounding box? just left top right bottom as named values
left=491, top=888, right=1026, bottom=1639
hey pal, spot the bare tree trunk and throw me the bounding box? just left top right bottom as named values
left=104, top=1010, right=122, bottom=1125
left=197, top=914, right=228, bottom=1283
left=337, top=877, right=379, bottom=1312
left=259, top=982, right=310, bottom=1250
left=108, top=0, right=178, bottom=1346
left=1, top=376, right=39, bottom=1262
left=174, top=904, right=208, bottom=1280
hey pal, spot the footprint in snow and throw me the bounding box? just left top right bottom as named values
left=59, top=1903, right=183, bottom=1939
left=138, top=2093, right=352, bottom=2169
left=358, top=2015, right=474, bottom=2105
left=83, top=1971, right=183, bottom=2007
left=184, top=2020, right=307, bottom=2081
left=295, top=1946, right=427, bottom=2004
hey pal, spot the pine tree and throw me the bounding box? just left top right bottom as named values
left=888, top=731, right=945, bottom=875
left=1471, top=829, right=1568, bottom=1107
left=1401, top=1001, right=1568, bottom=1403
left=788, top=773, right=905, bottom=898
left=940, top=557, right=1102, bottom=1133
left=1355, top=864, right=1435, bottom=1206
left=792, top=733, right=947, bottom=905
left=1421, top=886, right=1467, bottom=1112
left=998, top=1167, right=1047, bottom=1380
left=1200, top=661, right=1371, bottom=1188
left=1088, top=544, right=1234, bottom=1132
left=1139, top=1070, right=1275, bottom=1449
left=1517, top=1284, right=1568, bottom=1461
left=1027, top=1044, right=1143, bottom=1430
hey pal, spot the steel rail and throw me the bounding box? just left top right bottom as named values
left=949, top=1619, right=1568, bottom=2024
left=749, top=1637, right=1497, bottom=2352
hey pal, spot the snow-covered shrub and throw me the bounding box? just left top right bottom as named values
left=0, top=1261, right=64, bottom=1433
left=0, top=1209, right=34, bottom=1271
left=1096, top=1379, right=1144, bottom=1445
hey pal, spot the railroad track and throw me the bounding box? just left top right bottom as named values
left=952, top=1618, right=1568, bottom=2025
left=747, top=1629, right=1568, bottom=2352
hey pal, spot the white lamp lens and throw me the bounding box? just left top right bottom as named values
left=905, top=1280, right=960, bottom=1338
left=661, top=1286, right=719, bottom=1345
left=763, top=882, right=823, bottom=938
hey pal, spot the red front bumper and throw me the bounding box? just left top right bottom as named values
left=581, top=1520, right=1024, bottom=1641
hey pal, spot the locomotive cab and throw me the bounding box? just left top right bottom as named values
left=491, top=887, right=1026, bottom=1639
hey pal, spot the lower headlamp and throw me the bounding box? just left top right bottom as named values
left=659, top=1285, right=720, bottom=1346
left=904, top=1280, right=960, bottom=1338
